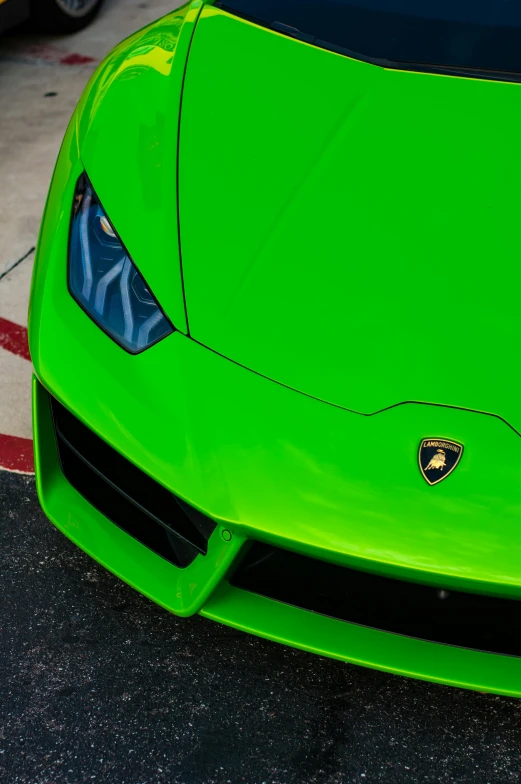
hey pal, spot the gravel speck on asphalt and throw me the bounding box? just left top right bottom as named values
left=2, top=472, right=521, bottom=783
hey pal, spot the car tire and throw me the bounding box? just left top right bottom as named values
left=29, top=0, right=104, bottom=34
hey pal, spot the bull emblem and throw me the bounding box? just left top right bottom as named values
left=419, top=439, right=463, bottom=486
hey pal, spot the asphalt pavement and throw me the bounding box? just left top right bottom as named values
left=2, top=470, right=521, bottom=783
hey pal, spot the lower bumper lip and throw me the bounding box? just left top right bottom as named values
left=202, top=581, right=521, bottom=699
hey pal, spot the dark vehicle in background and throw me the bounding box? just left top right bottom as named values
left=0, top=0, right=104, bottom=34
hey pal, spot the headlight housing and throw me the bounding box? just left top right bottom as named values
left=68, top=175, right=174, bottom=353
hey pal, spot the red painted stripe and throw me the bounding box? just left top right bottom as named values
left=15, top=44, right=96, bottom=66
left=0, top=317, right=30, bottom=361
left=0, top=435, right=34, bottom=474
left=60, top=53, right=95, bottom=66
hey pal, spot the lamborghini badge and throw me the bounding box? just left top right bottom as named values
left=419, top=438, right=463, bottom=486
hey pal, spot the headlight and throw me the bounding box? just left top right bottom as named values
left=68, top=174, right=174, bottom=353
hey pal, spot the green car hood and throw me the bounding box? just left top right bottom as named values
left=180, top=7, right=521, bottom=427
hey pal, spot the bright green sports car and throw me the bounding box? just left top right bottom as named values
left=29, top=0, right=521, bottom=697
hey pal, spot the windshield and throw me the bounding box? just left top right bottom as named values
left=214, top=0, right=521, bottom=79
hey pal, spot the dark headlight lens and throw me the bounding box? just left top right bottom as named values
left=68, top=175, right=174, bottom=353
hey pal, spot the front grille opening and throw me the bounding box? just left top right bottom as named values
left=50, top=394, right=216, bottom=568
left=231, top=542, right=521, bottom=657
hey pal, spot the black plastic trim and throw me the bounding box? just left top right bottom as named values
left=231, top=542, right=521, bottom=657
left=49, top=393, right=216, bottom=568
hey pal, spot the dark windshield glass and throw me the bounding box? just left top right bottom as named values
left=215, top=0, right=521, bottom=78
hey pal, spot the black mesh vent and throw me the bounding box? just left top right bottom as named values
left=231, top=542, right=521, bottom=657
left=50, top=395, right=216, bottom=568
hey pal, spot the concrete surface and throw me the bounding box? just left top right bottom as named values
left=3, top=471, right=521, bottom=784
left=0, top=346, right=32, bottom=439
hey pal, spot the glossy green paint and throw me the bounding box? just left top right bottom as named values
left=180, top=6, right=521, bottom=428
left=73, top=0, right=206, bottom=334
left=28, top=1, right=521, bottom=696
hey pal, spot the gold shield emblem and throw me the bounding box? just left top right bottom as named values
left=419, top=438, right=463, bottom=486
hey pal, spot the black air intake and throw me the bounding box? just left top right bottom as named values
left=50, top=395, right=215, bottom=568
left=231, top=542, right=521, bottom=656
